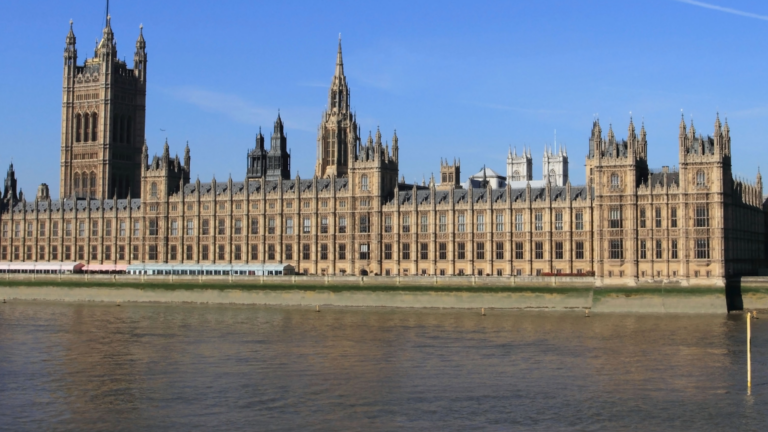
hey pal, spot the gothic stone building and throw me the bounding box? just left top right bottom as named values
left=0, top=18, right=766, bottom=283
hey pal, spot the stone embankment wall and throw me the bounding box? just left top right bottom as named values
left=1, top=274, right=762, bottom=313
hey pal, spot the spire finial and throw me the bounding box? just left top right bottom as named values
left=70, top=19, right=73, bottom=28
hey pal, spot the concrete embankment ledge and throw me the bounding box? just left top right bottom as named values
left=1, top=274, right=767, bottom=312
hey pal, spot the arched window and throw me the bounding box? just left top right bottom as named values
left=73, top=173, right=81, bottom=193
left=151, top=182, right=158, bottom=198
left=361, top=175, right=369, bottom=191
left=513, top=170, right=520, bottom=181
left=83, top=113, right=90, bottom=142
left=75, top=114, right=82, bottom=143
left=610, top=173, right=620, bottom=187
left=91, top=113, right=98, bottom=142
left=549, top=169, right=557, bottom=183
left=696, top=170, right=706, bottom=187
left=90, top=172, right=97, bottom=197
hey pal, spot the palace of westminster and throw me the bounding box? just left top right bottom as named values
left=0, top=16, right=766, bottom=282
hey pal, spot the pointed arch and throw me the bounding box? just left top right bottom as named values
left=73, top=172, right=81, bottom=195
left=90, top=171, right=97, bottom=197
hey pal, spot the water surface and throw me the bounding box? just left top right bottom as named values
left=1, top=301, right=766, bottom=431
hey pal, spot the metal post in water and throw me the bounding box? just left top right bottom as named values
left=748, top=312, right=752, bottom=390
left=316, top=305, right=320, bottom=313
left=482, top=307, right=485, bottom=316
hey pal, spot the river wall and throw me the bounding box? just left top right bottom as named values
left=2, top=274, right=765, bottom=313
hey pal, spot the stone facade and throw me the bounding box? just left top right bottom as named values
left=0, top=17, right=766, bottom=283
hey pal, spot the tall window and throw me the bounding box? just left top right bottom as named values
left=151, top=182, right=158, bottom=198
left=515, top=242, right=524, bottom=260
left=695, top=239, right=710, bottom=259
left=640, top=240, right=647, bottom=259
left=65, top=222, right=72, bottom=237
left=361, top=175, right=369, bottom=191
left=320, top=217, right=328, bottom=234
left=695, top=205, right=709, bottom=227
left=303, top=217, right=311, bottom=234
left=495, top=242, right=504, bottom=260
left=457, top=214, right=466, bottom=232
left=575, top=241, right=584, bottom=260
left=420, top=243, right=428, bottom=260
left=534, top=242, right=544, bottom=260
left=187, top=245, right=195, bottom=260
left=149, top=219, right=158, bottom=236
left=105, top=220, right=112, bottom=237
left=83, top=113, right=90, bottom=142
left=639, top=208, right=646, bottom=228
left=149, top=245, right=158, bottom=261
left=610, top=173, right=619, bottom=188
left=39, top=222, right=46, bottom=237
left=338, top=244, right=346, bottom=260
left=27, top=222, right=33, bottom=237
left=250, top=218, right=258, bottom=235
left=420, top=215, right=429, bottom=233
left=670, top=207, right=678, bottom=228
left=359, top=244, right=370, bottom=260
left=402, top=243, right=411, bottom=260
left=91, top=221, right=99, bottom=237
left=232, top=219, right=241, bottom=235
left=201, top=245, right=210, bottom=261
left=696, top=170, right=706, bottom=186
left=609, top=239, right=623, bottom=260
left=476, top=214, right=485, bottom=232
left=233, top=245, right=241, bottom=261
left=671, top=240, right=678, bottom=259
left=75, top=113, right=82, bottom=142
left=385, top=216, right=392, bottom=233
left=52, top=222, right=59, bottom=237
left=250, top=244, right=258, bottom=260
left=655, top=240, right=663, bottom=259
left=268, top=244, right=276, bottom=260
left=285, top=218, right=294, bottom=235
left=439, top=243, right=447, bottom=260
left=402, top=215, right=410, bottom=233
left=268, top=217, right=276, bottom=234
left=609, top=207, right=622, bottom=229
left=320, top=244, right=328, bottom=260
left=90, top=112, right=98, bottom=141
left=133, top=221, right=141, bottom=237
left=338, top=217, right=347, bottom=234
left=359, top=216, right=369, bottom=233
left=575, top=211, right=584, bottom=231
left=457, top=242, right=466, bottom=260
left=217, top=245, right=226, bottom=260
left=496, top=214, right=504, bottom=232
left=554, top=242, right=564, bottom=260
left=285, top=245, right=293, bottom=260
left=655, top=207, right=662, bottom=228
left=78, top=222, right=86, bottom=237
left=476, top=242, right=485, bottom=260
left=439, top=214, right=447, bottom=232
left=384, top=243, right=393, bottom=260
left=555, top=212, right=563, bottom=231
left=515, top=213, right=524, bottom=232
left=217, top=218, right=226, bottom=235
left=535, top=212, right=543, bottom=231
left=202, top=219, right=210, bottom=235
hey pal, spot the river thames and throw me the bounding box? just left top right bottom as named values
left=1, top=301, right=766, bottom=431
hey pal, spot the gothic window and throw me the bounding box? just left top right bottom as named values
left=609, top=207, right=622, bottom=229
left=91, top=113, right=98, bottom=142
left=361, top=175, right=369, bottom=191
left=695, top=238, right=710, bottom=259
left=90, top=172, right=97, bottom=197
left=695, top=205, right=709, bottom=228
left=555, top=212, right=563, bottom=231
left=609, top=239, right=624, bottom=260
left=515, top=213, right=524, bottom=232
left=610, top=173, right=619, bottom=188
left=639, top=208, right=646, bottom=228
left=575, top=211, right=584, bottom=231
left=457, top=214, right=465, bottom=232
left=515, top=242, right=524, bottom=260
left=151, top=182, right=158, bottom=198
left=75, top=114, right=82, bottom=142
left=338, top=244, right=346, bottom=260
left=476, top=214, right=485, bottom=232
left=696, top=170, right=706, bottom=187
left=402, top=243, right=411, bottom=260
left=575, top=242, right=584, bottom=260
left=74, top=173, right=81, bottom=193
left=83, top=113, right=90, bottom=142
left=286, top=218, right=294, bottom=235
left=513, top=170, right=520, bottom=181
left=549, top=170, right=557, bottom=183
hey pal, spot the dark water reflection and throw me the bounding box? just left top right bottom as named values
left=1, top=302, right=767, bottom=431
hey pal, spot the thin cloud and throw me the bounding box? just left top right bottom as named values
left=675, top=0, right=768, bottom=21
left=471, top=101, right=568, bottom=115
left=164, top=86, right=316, bottom=132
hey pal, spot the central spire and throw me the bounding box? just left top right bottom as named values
left=335, top=34, right=344, bottom=77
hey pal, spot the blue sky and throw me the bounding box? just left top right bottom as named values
left=1, top=0, right=768, bottom=197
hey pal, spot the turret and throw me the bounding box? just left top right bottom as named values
left=3, top=163, right=18, bottom=202
left=63, top=20, right=77, bottom=74
left=392, top=130, right=399, bottom=162
left=134, top=24, right=147, bottom=82
left=184, top=141, right=191, bottom=169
